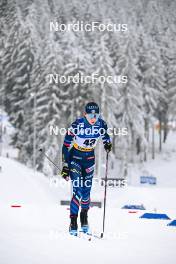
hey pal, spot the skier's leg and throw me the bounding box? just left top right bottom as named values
left=81, top=175, right=93, bottom=210
left=80, top=162, right=94, bottom=232
left=69, top=160, right=82, bottom=235
left=81, top=161, right=94, bottom=209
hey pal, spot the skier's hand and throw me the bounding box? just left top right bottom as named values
left=104, top=142, right=112, bottom=153
left=61, top=166, right=70, bottom=181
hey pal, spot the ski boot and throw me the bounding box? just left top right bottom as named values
left=80, top=209, right=90, bottom=234
left=69, top=215, right=78, bottom=236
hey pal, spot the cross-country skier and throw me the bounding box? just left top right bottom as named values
left=61, top=102, right=112, bottom=236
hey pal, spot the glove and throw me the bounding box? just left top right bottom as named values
left=104, top=142, right=112, bottom=153
left=61, top=166, right=69, bottom=181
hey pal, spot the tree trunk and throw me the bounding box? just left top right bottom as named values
left=163, top=116, right=168, bottom=143
left=159, top=116, right=162, bottom=152
left=144, top=118, right=149, bottom=161
left=152, top=124, right=155, bottom=159
left=136, top=137, right=141, bottom=155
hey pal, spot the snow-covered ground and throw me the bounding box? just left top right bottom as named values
left=0, top=154, right=176, bottom=264
left=0, top=111, right=176, bottom=264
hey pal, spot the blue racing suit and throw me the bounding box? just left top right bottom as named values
left=62, top=116, right=111, bottom=216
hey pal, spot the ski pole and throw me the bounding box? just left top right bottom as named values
left=101, top=152, right=109, bottom=238
left=39, top=148, right=61, bottom=172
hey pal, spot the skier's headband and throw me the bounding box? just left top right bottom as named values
left=85, top=104, right=99, bottom=114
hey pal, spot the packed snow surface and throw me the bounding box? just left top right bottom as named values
left=0, top=155, right=176, bottom=264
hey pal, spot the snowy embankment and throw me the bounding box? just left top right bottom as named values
left=0, top=154, right=176, bottom=264
left=0, top=110, right=176, bottom=263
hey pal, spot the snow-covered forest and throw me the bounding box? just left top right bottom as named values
left=0, top=0, right=176, bottom=174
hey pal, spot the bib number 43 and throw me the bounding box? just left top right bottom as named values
left=83, top=139, right=96, bottom=147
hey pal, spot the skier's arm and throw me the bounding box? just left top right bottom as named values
left=62, top=121, right=77, bottom=167
left=101, top=120, right=112, bottom=153
left=61, top=121, right=77, bottom=180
